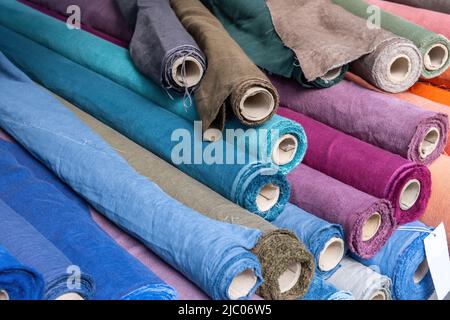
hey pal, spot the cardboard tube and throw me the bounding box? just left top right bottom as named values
left=172, top=56, right=204, bottom=88
left=228, top=269, right=258, bottom=300
left=256, top=184, right=280, bottom=212
left=389, top=55, right=411, bottom=82
left=370, top=291, right=387, bottom=300
left=277, top=263, right=302, bottom=293
left=318, top=237, right=345, bottom=272
left=413, top=259, right=429, bottom=284
left=55, top=292, right=85, bottom=300
left=320, top=67, right=343, bottom=82
left=424, top=43, right=449, bottom=71
left=239, top=87, right=275, bottom=122
left=362, top=212, right=382, bottom=241
left=399, top=179, right=421, bottom=211
left=202, top=128, right=222, bottom=142
left=271, top=134, right=298, bottom=166
left=0, top=290, right=9, bottom=300
left=419, top=128, right=440, bottom=159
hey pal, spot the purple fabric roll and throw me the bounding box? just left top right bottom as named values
left=271, top=76, right=448, bottom=166
left=279, top=107, right=432, bottom=225
left=289, top=165, right=395, bottom=259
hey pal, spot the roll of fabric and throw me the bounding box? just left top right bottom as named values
left=200, top=0, right=347, bottom=89
left=385, top=0, right=450, bottom=14
left=420, top=155, right=450, bottom=250
left=0, top=200, right=94, bottom=300
left=289, top=165, right=395, bottom=259
left=302, top=276, right=354, bottom=300
left=115, top=0, right=206, bottom=93
left=273, top=203, right=345, bottom=276
left=0, top=52, right=264, bottom=300
left=429, top=70, right=450, bottom=89
left=53, top=93, right=314, bottom=300
left=333, top=0, right=450, bottom=79
left=328, top=257, right=392, bottom=300
left=0, top=141, right=178, bottom=300
left=410, top=82, right=450, bottom=106
left=0, top=243, right=44, bottom=300
left=354, top=221, right=435, bottom=300
left=170, top=0, right=278, bottom=131
left=0, top=26, right=290, bottom=221
left=271, top=76, right=449, bottom=165
left=280, top=107, right=432, bottom=225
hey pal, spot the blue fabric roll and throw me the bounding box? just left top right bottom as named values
left=0, top=200, right=94, bottom=300
left=0, top=25, right=290, bottom=221
left=302, top=276, right=354, bottom=300
left=273, top=203, right=345, bottom=276
left=0, top=51, right=263, bottom=300
left=0, top=140, right=178, bottom=300
left=353, top=221, right=434, bottom=300
left=0, top=244, right=44, bottom=300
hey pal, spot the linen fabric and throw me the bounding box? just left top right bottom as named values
left=302, top=276, right=354, bottom=300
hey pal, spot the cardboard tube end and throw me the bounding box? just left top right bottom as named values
left=55, top=292, right=85, bottom=300
left=419, top=128, right=440, bottom=159
left=399, top=179, right=421, bottom=211
left=272, top=134, right=298, bottom=166
left=424, top=44, right=449, bottom=71
left=256, top=184, right=280, bottom=212
left=228, top=269, right=258, bottom=300
left=0, top=290, right=9, bottom=300
left=172, top=56, right=204, bottom=88
left=318, top=237, right=345, bottom=272
left=320, top=67, right=342, bottom=82
left=203, top=128, right=222, bottom=142
left=370, top=291, right=387, bottom=300
left=413, top=259, right=429, bottom=284
left=389, top=55, right=411, bottom=83
left=278, top=263, right=302, bottom=293
left=362, top=212, right=382, bottom=241
left=239, top=87, right=275, bottom=122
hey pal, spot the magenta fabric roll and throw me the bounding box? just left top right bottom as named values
left=271, top=76, right=448, bottom=166
left=279, top=107, right=432, bottom=225
left=289, top=165, right=395, bottom=259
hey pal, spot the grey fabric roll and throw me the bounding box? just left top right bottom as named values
left=328, top=257, right=392, bottom=300
left=386, top=0, right=450, bottom=14
left=115, top=0, right=206, bottom=93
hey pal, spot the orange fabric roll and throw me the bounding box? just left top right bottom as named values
left=409, top=82, right=450, bottom=106
left=428, top=69, right=450, bottom=89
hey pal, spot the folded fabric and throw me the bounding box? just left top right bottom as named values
left=0, top=52, right=264, bottom=300
left=333, top=0, right=450, bottom=79
left=289, top=165, right=395, bottom=259
left=200, top=0, right=347, bottom=89
left=385, top=0, right=450, bottom=14
left=328, top=257, right=392, bottom=300
left=115, top=0, right=206, bottom=93
left=302, top=276, right=354, bottom=300
left=0, top=200, right=94, bottom=300
left=55, top=94, right=314, bottom=300
left=409, top=82, right=450, bottom=106
left=354, top=221, right=435, bottom=300
left=0, top=244, right=44, bottom=300
left=274, top=203, right=345, bottom=276
left=0, top=26, right=290, bottom=221
left=279, top=107, right=431, bottom=225
left=0, top=140, right=178, bottom=300
left=271, top=76, right=449, bottom=165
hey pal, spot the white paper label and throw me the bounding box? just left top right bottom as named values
left=424, top=223, right=450, bottom=300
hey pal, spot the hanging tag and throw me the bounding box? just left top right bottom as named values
left=424, top=223, right=450, bottom=300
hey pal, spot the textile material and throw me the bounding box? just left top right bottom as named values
left=55, top=94, right=314, bottom=300
left=410, top=82, right=450, bottom=106
left=0, top=140, right=178, bottom=300
left=302, top=276, right=354, bottom=300
left=385, top=0, right=450, bottom=14
left=328, top=257, right=392, bottom=300
left=271, top=76, right=449, bottom=165
left=115, top=0, right=206, bottom=93
left=279, top=107, right=432, bottom=225
left=0, top=200, right=94, bottom=300
left=0, top=243, right=44, bottom=300
left=0, top=52, right=264, bottom=300
left=333, top=0, right=450, bottom=79
left=274, top=203, right=345, bottom=276
left=354, top=221, right=435, bottom=300
left=289, top=165, right=395, bottom=259
left=0, top=26, right=291, bottom=221
left=200, top=0, right=347, bottom=89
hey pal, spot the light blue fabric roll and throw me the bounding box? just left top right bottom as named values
left=354, top=221, right=435, bottom=300
left=273, top=203, right=345, bottom=276
left=0, top=51, right=263, bottom=300
left=0, top=25, right=290, bottom=221
left=302, top=276, right=354, bottom=300
left=0, top=243, right=44, bottom=300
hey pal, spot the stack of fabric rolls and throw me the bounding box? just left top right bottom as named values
left=0, top=0, right=449, bottom=301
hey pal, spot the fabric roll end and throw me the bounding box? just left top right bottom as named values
left=318, top=237, right=345, bottom=272
left=424, top=43, right=449, bottom=72
left=171, top=55, right=205, bottom=89
left=228, top=269, right=259, bottom=300
left=55, top=292, right=85, bottom=300
left=0, top=290, right=9, bottom=300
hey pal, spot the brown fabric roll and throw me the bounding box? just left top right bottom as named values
left=51, top=91, right=313, bottom=300
left=170, top=0, right=279, bottom=132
